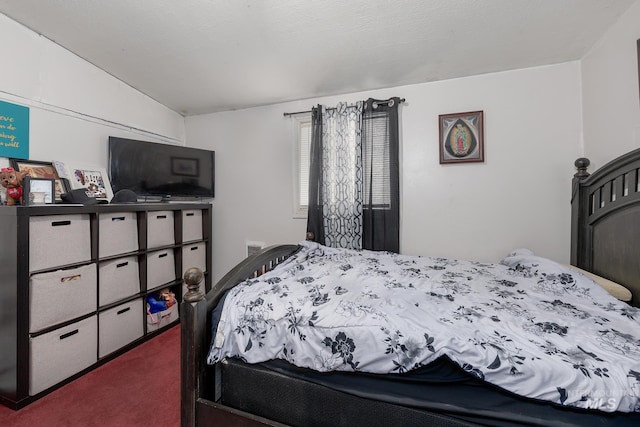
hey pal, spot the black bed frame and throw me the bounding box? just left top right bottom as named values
left=181, top=148, right=640, bottom=426
left=571, top=148, right=640, bottom=304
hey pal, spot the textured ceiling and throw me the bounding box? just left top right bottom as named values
left=0, top=0, right=635, bottom=116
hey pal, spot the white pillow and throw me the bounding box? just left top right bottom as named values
left=565, top=265, right=632, bottom=302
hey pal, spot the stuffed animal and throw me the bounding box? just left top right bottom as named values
left=0, top=167, right=29, bottom=206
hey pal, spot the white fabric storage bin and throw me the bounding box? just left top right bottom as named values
left=99, top=298, right=144, bottom=358
left=181, top=242, right=206, bottom=296
left=29, top=315, right=97, bottom=395
left=182, top=209, right=203, bottom=242
left=147, top=303, right=179, bottom=332
left=146, top=210, right=174, bottom=249
left=98, top=212, right=138, bottom=257
left=29, top=214, right=91, bottom=272
left=146, top=249, right=176, bottom=289
left=29, top=264, right=97, bottom=333
left=182, top=242, right=206, bottom=276
left=99, top=256, right=140, bottom=307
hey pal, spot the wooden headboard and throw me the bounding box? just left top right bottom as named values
left=571, top=147, right=640, bottom=306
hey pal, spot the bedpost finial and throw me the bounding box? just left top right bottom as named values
left=183, top=267, right=205, bottom=302
left=574, top=157, right=590, bottom=178
left=306, top=231, right=315, bottom=241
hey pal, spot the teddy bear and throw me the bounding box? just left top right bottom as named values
left=0, top=167, right=29, bottom=206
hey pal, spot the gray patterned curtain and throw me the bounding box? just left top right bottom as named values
left=307, top=102, right=364, bottom=249
left=307, top=98, right=400, bottom=251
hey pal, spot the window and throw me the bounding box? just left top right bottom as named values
left=292, top=112, right=312, bottom=218
left=363, top=112, right=392, bottom=209
left=303, top=98, right=400, bottom=252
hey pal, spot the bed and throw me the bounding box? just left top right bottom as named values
left=181, top=147, right=640, bottom=427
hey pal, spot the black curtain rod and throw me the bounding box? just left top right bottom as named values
left=283, top=98, right=405, bottom=117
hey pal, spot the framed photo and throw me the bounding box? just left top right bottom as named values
left=171, top=157, right=199, bottom=177
left=438, top=111, right=484, bottom=164
left=23, top=177, right=55, bottom=206
left=9, top=159, right=69, bottom=202
left=52, top=160, right=70, bottom=181
left=67, top=165, right=114, bottom=201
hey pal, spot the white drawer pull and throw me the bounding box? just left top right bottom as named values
left=156, top=215, right=167, bottom=219
left=60, top=274, right=81, bottom=283
left=51, top=220, right=71, bottom=227
left=186, top=212, right=195, bottom=217
left=59, top=329, right=79, bottom=340
left=116, top=262, right=129, bottom=268
left=111, top=216, right=126, bottom=222
left=117, top=307, right=131, bottom=315
left=158, top=253, right=168, bottom=258
left=190, top=246, right=199, bottom=251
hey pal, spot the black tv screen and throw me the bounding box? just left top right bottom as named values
left=108, top=136, right=215, bottom=199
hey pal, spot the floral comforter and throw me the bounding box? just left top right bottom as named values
left=207, top=241, right=640, bottom=412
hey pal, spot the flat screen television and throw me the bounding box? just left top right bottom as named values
left=108, top=136, right=215, bottom=199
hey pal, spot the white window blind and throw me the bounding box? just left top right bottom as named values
left=298, top=119, right=311, bottom=206
left=292, top=113, right=312, bottom=218
left=363, top=114, right=391, bottom=208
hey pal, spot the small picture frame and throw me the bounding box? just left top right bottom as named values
left=438, top=111, right=484, bottom=164
left=9, top=159, right=69, bottom=202
left=67, top=165, right=114, bottom=202
left=23, top=177, right=55, bottom=206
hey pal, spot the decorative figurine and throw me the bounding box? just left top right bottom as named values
left=0, top=167, right=29, bottom=206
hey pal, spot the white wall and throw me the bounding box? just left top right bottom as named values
left=187, top=62, right=583, bottom=282
left=187, top=106, right=306, bottom=282
left=0, top=13, right=186, bottom=173
left=582, top=0, right=640, bottom=169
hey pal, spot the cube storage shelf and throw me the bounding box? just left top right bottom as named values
left=0, top=203, right=211, bottom=409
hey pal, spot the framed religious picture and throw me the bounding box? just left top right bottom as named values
left=9, top=158, right=69, bottom=202
left=438, top=111, right=484, bottom=164
left=67, top=164, right=114, bottom=202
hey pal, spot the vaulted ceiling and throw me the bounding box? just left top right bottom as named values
left=0, top=0, right=634, bottom=116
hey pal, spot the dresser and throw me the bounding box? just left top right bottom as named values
left=0, top=203, right=211, bottom=409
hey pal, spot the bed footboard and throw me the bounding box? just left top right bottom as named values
left=180, top=244, right=299, bottom=427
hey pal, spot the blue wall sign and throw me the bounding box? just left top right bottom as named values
left=0, top=100, right=30, bottom=160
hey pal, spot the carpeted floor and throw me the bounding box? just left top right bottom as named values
left=0, top=324, right=180, bottom=427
